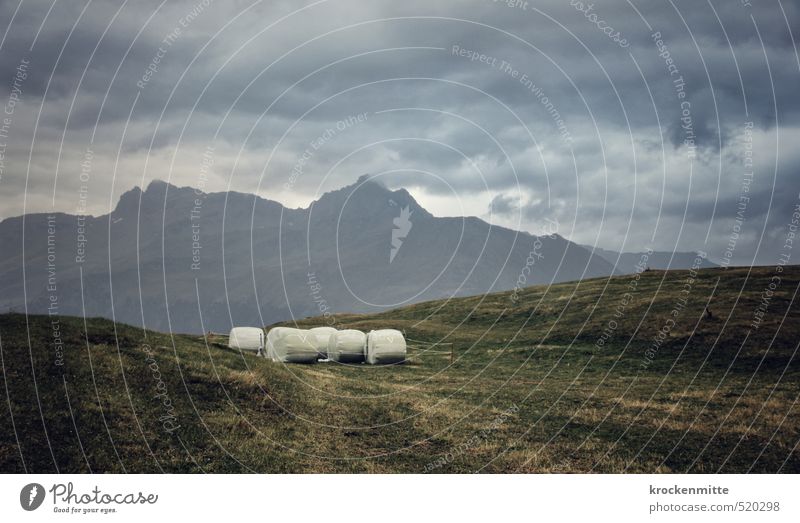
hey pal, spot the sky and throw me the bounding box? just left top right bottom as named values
left=0, top=0, right=798, bottom=265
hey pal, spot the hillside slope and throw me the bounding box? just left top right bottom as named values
left=1, top=266, right=798, bottom=473
left=581, top=245, right=720, bottom=274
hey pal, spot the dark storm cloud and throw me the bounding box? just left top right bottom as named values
left=0, top=0, right=798, bottom=265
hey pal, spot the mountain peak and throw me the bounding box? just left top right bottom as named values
left=356, top=173, right=375, bottom=185
left=309, top=175, right=431, bottom=222
left=113, top=184, right=144, bottom=216
left=113, top=180, right=199, bottom=217
left=146, top=179, right=169, bottom=191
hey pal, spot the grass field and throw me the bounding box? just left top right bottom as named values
left=1, top=265, right=798, bottom=473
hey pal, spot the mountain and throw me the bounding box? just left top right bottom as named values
left=581, top=245, right=719, bottom=274
left=0, top=176, right=620, bottom=333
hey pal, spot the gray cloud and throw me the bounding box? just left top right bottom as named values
left=0, top=0, right=798, bottom=265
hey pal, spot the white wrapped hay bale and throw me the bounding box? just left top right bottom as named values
left=366, top=329, right=407, bottom=364
left=266, top=327, right=317, bottom=363
left=309, top=326, right=337, bottom=359
left=265, top=327, right=291, bottom=360
left=327, top=329, right=366, bottom=363
left=228, top=327, right=265, bottom=356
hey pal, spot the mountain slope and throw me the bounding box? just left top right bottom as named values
left=0, top=177, right=616, bottom=333
left=1, top=266, right=797, bottom=473
left=582, top=245, right=720, bottom=274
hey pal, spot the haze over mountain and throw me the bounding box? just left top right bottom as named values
left=0, top=176, right=711, bottom=334
left=581, top=245, right=719, bottom=275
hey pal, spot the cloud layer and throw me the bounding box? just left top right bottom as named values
left=0, top=0, right=798, bottom=264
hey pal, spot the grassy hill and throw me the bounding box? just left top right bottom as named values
left=1, top=265, right=798, bottom=473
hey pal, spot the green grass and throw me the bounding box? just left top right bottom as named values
left=1, top=266, right=798, bottom=472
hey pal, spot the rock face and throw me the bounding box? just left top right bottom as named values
left=0, top=177, right=617, bottom=333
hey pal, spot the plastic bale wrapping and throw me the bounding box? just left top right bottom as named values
left=327, top=329, right=366, bottom=363
left=266, top=327, right=318, bottom=363
left=228, top=327, right=265, bottom=356
left=366, top=329, right=407, bottom=364
left=309, top=326, right=338, bottom=359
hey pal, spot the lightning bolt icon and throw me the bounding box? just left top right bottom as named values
left=28, top=485, right=37, bottom=507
